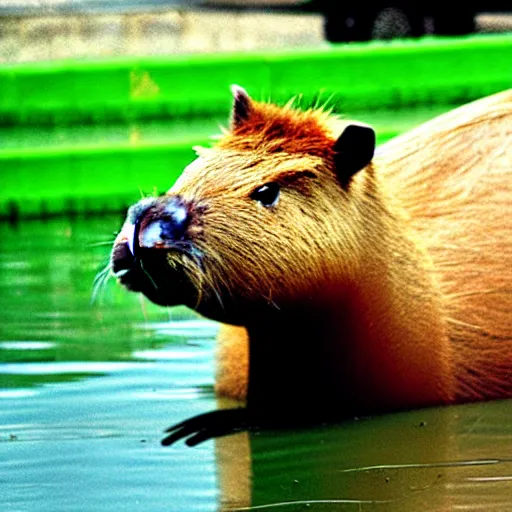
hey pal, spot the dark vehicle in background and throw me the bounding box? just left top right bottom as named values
left=321, top=4, right=479, bottom=42
left=316, top=2, right=511, bottom=42
left=1, top=0, right=511, bottom=42
left=204, top=1, right=512, bottom=42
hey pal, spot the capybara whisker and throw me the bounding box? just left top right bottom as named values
left=91, top=261, right=113, bottom=304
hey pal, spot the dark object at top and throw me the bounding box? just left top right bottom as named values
left=0, top=1, right=510, bottom=42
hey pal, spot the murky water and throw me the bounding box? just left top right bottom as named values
left=1, top=216, right=511, bottom=512
left=0, top=217, right=219, bottom=511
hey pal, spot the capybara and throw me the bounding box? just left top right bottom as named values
left=111, top=86, right=511, bottom=419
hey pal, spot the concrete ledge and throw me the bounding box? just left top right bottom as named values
left=0, top=9, right=324, bottom=63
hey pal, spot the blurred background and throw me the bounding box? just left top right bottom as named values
left=0, top=1, right=511, bottom=62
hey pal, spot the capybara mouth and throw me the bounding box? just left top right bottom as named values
left=111, top=197, right=199, bottom=307
left=111, top=224, right=141, bottom=291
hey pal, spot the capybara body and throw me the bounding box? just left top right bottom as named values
left=112, top=87, right=512, bottom=418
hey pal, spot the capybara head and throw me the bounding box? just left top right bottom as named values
left=111, top=86, right=376, bottom=324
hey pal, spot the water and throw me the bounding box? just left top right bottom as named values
left=0, top=217, right=511, bottom=512
left=0, top=216, right=218, bottom=511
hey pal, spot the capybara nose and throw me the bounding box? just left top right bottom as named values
left=132, top=196, right=190, bottom=251
left=112, top=195, right=190, bottom=280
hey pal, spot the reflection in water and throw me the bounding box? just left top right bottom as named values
left=0, top=217, right=219, bottom=512
left=0, top=217, right=510, bottom=512
left=217, top=402, right=512, bottom=511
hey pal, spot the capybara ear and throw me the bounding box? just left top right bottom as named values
left=230, top=85, right=253, bottom=130
left=333, top=124, right=376, bottom=186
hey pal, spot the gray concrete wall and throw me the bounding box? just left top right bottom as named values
left=0, top=7, right=510, bottom=64
left=0, top=9, right=325, bottom=63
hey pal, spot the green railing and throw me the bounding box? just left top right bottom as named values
left=1, top=34, right=511, bottom=219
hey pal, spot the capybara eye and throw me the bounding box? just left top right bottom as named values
left=250, top=183, right=280, bottom=208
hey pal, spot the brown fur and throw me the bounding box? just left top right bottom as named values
left=219, top=100, right=337, bottom=161
left=381, top=90, right=512, bottom=401
left=115, top=89, right=512, bottom=417
left=212, top=91, right=511, bottom=411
